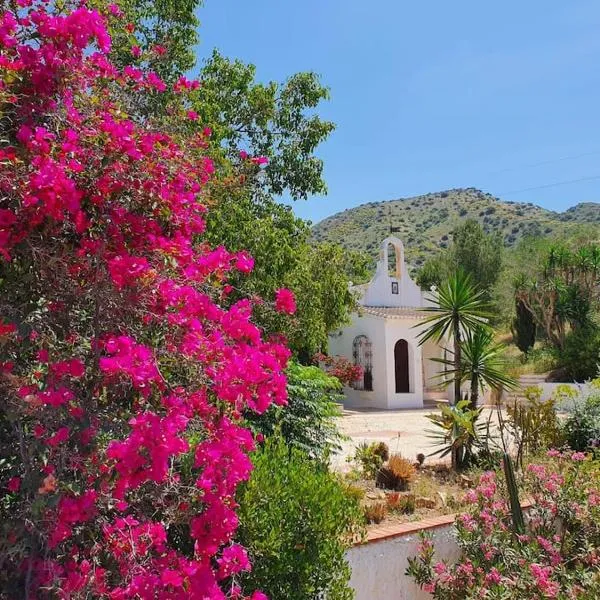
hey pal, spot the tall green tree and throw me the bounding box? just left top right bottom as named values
left=512, top=298, right=537, bottom=355
left=515, top=242, right=600, bottom=350
left=195, top=50, right=334, bottom=200
left=417, top=220, right=503, bottom=300
left=204, top=190, right=368, bottom=359
left=418, top=271, right=490, bottom=405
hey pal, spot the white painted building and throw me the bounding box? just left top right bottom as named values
left=328, top=236, right=449, bottom=409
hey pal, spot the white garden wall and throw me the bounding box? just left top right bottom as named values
left=346, top=517, right=460, bottom=600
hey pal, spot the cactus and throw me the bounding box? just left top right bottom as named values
left=503, top=452, right=525, bottom=533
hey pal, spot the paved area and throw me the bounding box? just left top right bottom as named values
left=332, top=406, right=503, bottom=471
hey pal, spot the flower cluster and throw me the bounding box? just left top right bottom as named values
left=407, top=454, right=600, bottom=599
left=313, top=353, right=363, bottom=387
left=0, top=2, right=291, bottom=597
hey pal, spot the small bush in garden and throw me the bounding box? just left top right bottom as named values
left=345, top=483, right=366, bottom=504
left=236, top=437, right=364, bottom=600
left=407, top=452, right=600, bottom=599
left=351, top=441, right=390, bottom=478
left=377, top=455, right=416, bottom=491
left=562, top=391, right=600, bottom=452
left=426, top=400, right=483, bottom=470
left=364, top=502, right=387, bottom=524
left=560, top=326, right=600, bottom=382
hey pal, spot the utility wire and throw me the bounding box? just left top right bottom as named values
left=499, top=174, right=600, bottom=197
left=488, top=149, right=600, bottom=176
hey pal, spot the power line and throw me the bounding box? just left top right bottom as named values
left=499, top=174, right=600, bottom=197
left=487, top=149, right=600, bottom=177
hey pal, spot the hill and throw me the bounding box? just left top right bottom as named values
left=311, top=188, right=600, bottom=269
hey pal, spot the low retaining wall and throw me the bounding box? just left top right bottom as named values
left=347, top=515, right=460, bottom=600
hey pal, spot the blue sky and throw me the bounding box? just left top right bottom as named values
left=197, top=1, right=600, bottom=224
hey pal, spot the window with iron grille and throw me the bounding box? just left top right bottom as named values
left=352, top=335, right=373, bottom=391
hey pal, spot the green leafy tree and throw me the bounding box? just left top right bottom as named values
left=196, top=50, right=335, bottom=200
left=418, top=271, right=490, bottom=406
left=236, top=438, right=364, bottom=600
left=417, top=220, right=503, bottom=299
left=244, top=362, right=344, bottom=462
left=204, top=194, right=363, bottom=358
left=515, top=242, right=600, bottom=351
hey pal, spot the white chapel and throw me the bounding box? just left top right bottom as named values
left=328, top=236, right=450, bottom=410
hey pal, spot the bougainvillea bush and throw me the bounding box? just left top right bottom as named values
left=407, top=452, right=600, bottom=599
left=0, top=2, right=296, bottom=597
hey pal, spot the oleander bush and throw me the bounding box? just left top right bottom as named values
left=407, top=451, right=600, bottom=599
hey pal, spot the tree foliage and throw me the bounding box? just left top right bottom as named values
left=196, top=50, right=335, bottom=200
left=204, top=193, right=365, bottom=358
left=244, top=362, right=344, bottom=462
left=236, top=438, right=363, bottom=600
left=417, top=220, right=503, bottom=299
left=515, top=242, right=600, bottom=350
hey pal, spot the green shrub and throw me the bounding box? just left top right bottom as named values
left=562, top=391, right=600, bottom=451
left=350, top=441, right=390, bottom=479
left=236, top=438, right=364, bottom=600
left=245, top=362, right=344, bottom=462
left=559, top=327, right=600, bottom=382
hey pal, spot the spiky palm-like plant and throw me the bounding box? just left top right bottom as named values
left=437, top=326, right=518, bottom=408
left=417, top=270, right=490, bottom=405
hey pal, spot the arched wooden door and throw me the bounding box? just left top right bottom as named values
left=394, top=339, right=410, bottom=393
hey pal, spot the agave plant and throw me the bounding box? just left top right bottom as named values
left=426, top=399, right=484, bottom=470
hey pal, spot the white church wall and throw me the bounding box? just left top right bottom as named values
left=328, top=314, right=389, bottom=409
left=384, top=318, right=425, bottom=409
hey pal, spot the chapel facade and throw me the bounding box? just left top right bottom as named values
left=328, top=236, right=450, bottom=409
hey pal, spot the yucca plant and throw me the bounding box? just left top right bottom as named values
left=434, top=326, right=518, bottom=409
left=417, top=270, right=491, bottom=406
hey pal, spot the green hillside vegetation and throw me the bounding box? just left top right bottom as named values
left=312, top=188, right=600, bottom=269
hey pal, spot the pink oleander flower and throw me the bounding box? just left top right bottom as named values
left=275, top=288, right=296, bottom=314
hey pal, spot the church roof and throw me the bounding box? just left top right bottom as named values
left=359, top=306, right=429, bottom=319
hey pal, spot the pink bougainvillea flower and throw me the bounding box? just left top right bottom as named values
left=275, top=288, right=296, bottom=314
left=7, top=477, right=21, bottom=492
